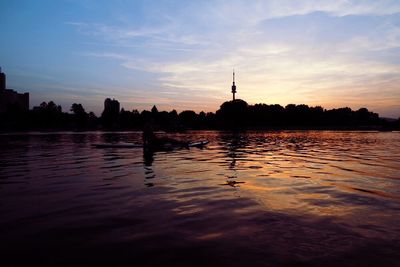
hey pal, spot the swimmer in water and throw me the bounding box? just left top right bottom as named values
left=143, top=122, right=187, bottom=149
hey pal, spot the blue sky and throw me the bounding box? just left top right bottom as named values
left=1, top=0, right=400, bottom=117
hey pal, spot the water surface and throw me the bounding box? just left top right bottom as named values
left=1, top=131, right=400, bottom=266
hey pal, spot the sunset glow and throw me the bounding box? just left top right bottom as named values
left=1, top=0, right=400, bottom=117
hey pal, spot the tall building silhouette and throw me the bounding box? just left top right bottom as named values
left=0, top=67, right=5, bottom=91
left=0, top=68, right=29, bottom=113
left=103, top=98, right=120, bottom=115
left=231, top=70, right=237, bottom=101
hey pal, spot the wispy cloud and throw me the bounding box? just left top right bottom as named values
left=83, top=52, right=130, bottom=60
left=62, top=1, right=400, bottom=117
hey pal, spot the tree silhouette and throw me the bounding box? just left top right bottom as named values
left=70, top=103, right=88, bottom=129
left=0, top=97, right=397, bottom=131
left=216, top=99, right=249, bottom=128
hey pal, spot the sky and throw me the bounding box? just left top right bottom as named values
left=1, top=0, right=400, bottom=118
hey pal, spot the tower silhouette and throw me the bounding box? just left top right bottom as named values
left=231, top=70, right=237, bottom=101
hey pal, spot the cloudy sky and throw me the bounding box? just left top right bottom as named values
left=1, top=0, right=400, bottom=117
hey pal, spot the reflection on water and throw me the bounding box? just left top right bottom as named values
left=1, top=131, right=400, bottom=266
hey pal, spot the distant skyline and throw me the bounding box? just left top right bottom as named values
left=1, top=0, right=400, bottom=117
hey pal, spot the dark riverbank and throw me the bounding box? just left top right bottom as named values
left=1, top=99, right=399, bottom=132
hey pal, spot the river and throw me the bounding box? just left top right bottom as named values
left=1, top=131, right=400, bottom=266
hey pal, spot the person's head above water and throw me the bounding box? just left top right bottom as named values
left=143, top=122, right=156, bottom=145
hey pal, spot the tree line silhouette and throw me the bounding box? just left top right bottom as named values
left=0, top=98, right=399, bottom=131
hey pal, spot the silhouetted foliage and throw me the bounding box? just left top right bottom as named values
left=216, top=99, right=248, bottom=128
left=30, top=101, right=66, bottom=129
left=70, top=103, right=89, bottom=129
left=0, top=98, right=398, bottom=131
left=119, top=108, right=141, bottom=129
left=213, top=100, right=388, bottom=130
left=179, top=110, right=197, bottom=129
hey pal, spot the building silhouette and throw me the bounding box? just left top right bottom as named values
left=231, top=70, right=237, bottom=101
left=104, top=98, right=120, bottom=115
left=0, top=68, right=29, bottom=113
left=101, top=98, right=120, bottom=128
left=0, top=68, right=5, bottom=90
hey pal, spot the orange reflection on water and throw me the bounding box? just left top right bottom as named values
left=196, top=232, right=223, bottom=240
left=1, top=131, right=400, bottom=265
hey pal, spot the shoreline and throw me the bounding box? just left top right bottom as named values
left=1, top=129, right=399, bottom=135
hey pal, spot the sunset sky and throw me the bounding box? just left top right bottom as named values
left=1, top=0, right=400, bottom=117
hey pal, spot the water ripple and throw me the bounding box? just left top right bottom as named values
left=1, top=131, right=400, bottom=266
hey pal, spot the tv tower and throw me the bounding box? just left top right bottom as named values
left=231, top=70, right=237, bottom=101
